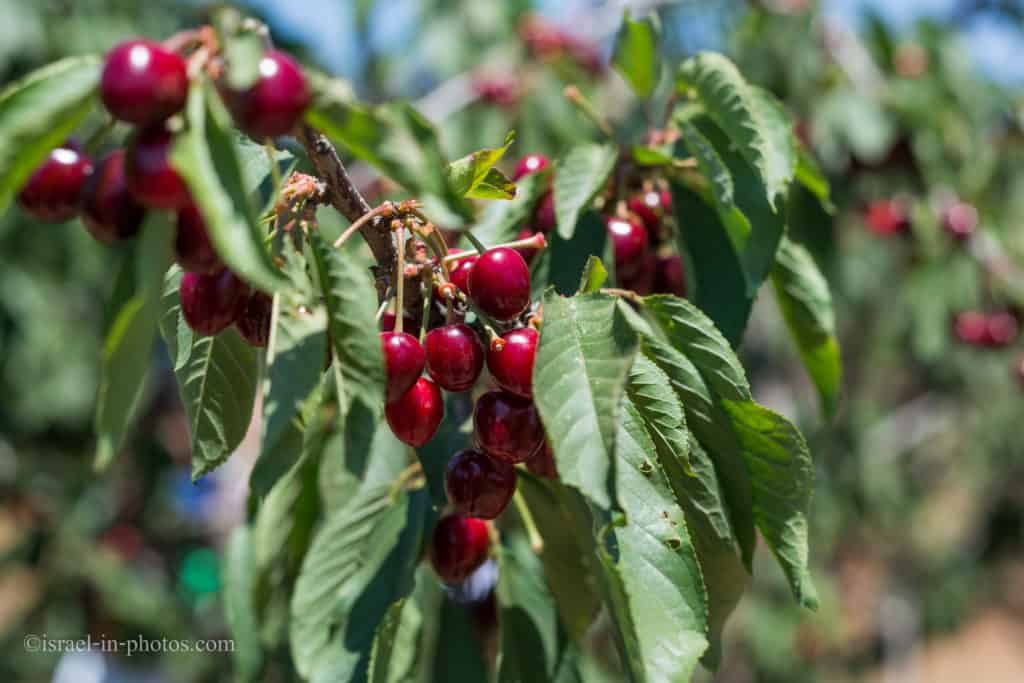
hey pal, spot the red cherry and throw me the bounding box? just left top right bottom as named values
left=126, top=124, right=190, bottom=209
left=225, top=50, right=311, bottom=139
left=865, top=199, right=910, bottom=236
left=986, top=312, right=1020, bottom=348
left=1014, top=355, right=1024, bottom=389
left=425, top=323, right=484, bottom=392
left=235, top=291, right=273, bottom=347
left=654, top=252, right=686, bottom=297
left=381, top=332, right=426, bottom=403
left=533, top=191, right=556, bottom=234
left=175, top=205, right=223, bottom=274
left=525, top=441, right=558, bottom=479
left=606, top=215, right=649, bottom=279
left=180, top=270, right=250, bottom=336
left=429, top=515, right=490, bottom=584
left=385, top=377, right=444, bottom=447
left=513, top=153, right=549, bottom=181
left=445, top=449, right=517, bottom=519
left=380, top=311, right=421, bottom=337
left=621, top=251, right=657, bottom=295
left=472, top=76, right=520, bottom=108
left=627, top=190, right=667, bottom=233
left=100, top=40, right=189, bottom=125
left=446, top=249, right=478, bottom=295
left=953, top=311, right=989, bottom=346
left=17, top=144, right=93, bottom=221
left=468, top=247, right=532, bottom=320
left=473, top=390, right=544, bottom=463
left=81, top=150, right=146, bottom=244
left=942, top=201, right=978, bottom=241
left=487, top=327, right=538, bottom=398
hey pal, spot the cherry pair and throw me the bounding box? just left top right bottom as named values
left=179, top=270, right=271, bottom=346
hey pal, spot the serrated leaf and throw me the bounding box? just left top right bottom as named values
left=720, top=399, right=818, bottom=609
left=309, top=231, right=386, bottom=417
left=612, top=13, right=661, bottom=98
left=0, top=55, right=100, bottom=214
left=445, top=131, right=514, bottom=198
left=626, top=354, right=692, bottom=474
left=171, top=82, right=287, bottom=293
left=159, top=269, right=260, bottom=480
left=552, top=144, right=617, bottom=239
left=771, top=238, right=841, bottom=417
left=678, top=52, right=796, bottom=207
left=223, top=526, right=263, bottom=682
left=94, top=214, right=173, bottom=469
left=597, top=399, right=709, bottom=681
left=533, top=292, right=638, bottom=510
left=577, top=255, right=608, bottom=294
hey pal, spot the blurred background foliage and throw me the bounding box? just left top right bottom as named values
left=1, top=0, right=1023, bottom=681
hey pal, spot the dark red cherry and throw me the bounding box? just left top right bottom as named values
left=953, top=311, right=989, bottom=346
left=81, top=150, right=146, bottom=244
left=425, top=323, right=484, bottom=392
left=126, top=124, right=190, bottom=209
left=180, top=270, right=250, bottom=336
left=526, top=441, right=558, bottom=480
left=445, top=449, right=517, bottom=519
left=513, top=153, right=549, bottom=181
left=100, top=40, right=189, bottom=125
left=865, top=199, right=910, bottom=236
left=627, top=190, right=668, bottom=233
left=235, top=291, right=273, bottom=347
left=429, top=515, right=490, bottom=584
left=621, top=251, right=657, bottom=294
left=225, top=50, right=311, bottom=139
left=986, top=312, right=1020, bottom=348
left=654, top=252, right=686, bottom=297
left=942, top=201, right=978, bottom=241
left=473, top=390, right=544, bottom=463
left=17, top=144, right=93, bottom=221
left=606, top=215, right=649, bottom=279
left=468, top=247, right=531, bottom=320
left=380, top=311, right=421, bottom=337
left=487, top=327, right=538, bottom=398
left=446, top=249, right=478, bottom=295
left=381, top=331, right=426, bottom=403
left=175, top=204, right=223, bottom=273
left=385, top=377, right=444, bottom=447
left=533, top=191, right=556, bottom=234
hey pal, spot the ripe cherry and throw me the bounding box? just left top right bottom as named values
left=513, top=153, right=549, bottom=181
left=425, top=323, right=484, bottom=392
left=180, top=270, right=250, bottom=336
left=654, top=252, right=686, bottom=297
left=473, top=390, right=544, bottom=463
left=621, top=251, right=657, bottom=295
left=429, top=515, right=490, bottom=584
left=381, top=331, right=425, bottom=403
left=126, top=124, right=190, bottom=209
left=468, top=247, right=531, bottom=320
left=81, top=150, right=146, bottom=244
left=175, top=205, right=222, bottom=274
left=235, top=291, right=273, bottom=347
left=627, top=189, right=669, bottom=233
left=445, top=250, right=477, bottom=295
left=487, top=327, right=538, bottom=398
left=17, top=144, right=93, bottom=221
left=606, top=215, right=649, bottom=279
left=385, top=377, right=444, bottom=447
left=100, top=40, right=189, bottom=125
left=865, top=199, right=910, bottom=236
left=445, top=449, right=517, bottom=519
left=526, top=441, right=558, bottom=480
left=942, top=201, right=978, bottom=241
left=224, top=50, right=311, bottom=139
left=953, top=311, right=989, bottom=346
left=986, top=312, right=1020, bottom=348
left=533, top=191, right=556, bottom=234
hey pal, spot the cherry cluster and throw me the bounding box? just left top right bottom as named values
left=953, top=310, right=1020, bottom=349
left=864, top=195, right=978, bottom=241
left=16, top=36, right=312, bottom=346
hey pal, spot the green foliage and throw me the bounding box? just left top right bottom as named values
left=552, top=143, right=618, bottom=239
left=612, top=13, right=662, bottom=99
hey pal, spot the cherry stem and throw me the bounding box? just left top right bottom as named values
left=441, top=232, right=547, bottom=263
left=564, top=84, right=613, bottom=138
left=394, top=224, right=406, bottom=334
left=513, top=491, right=544, bottom=553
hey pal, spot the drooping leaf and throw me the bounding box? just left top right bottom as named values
left=771, top=238, right=841, bottom=417
left=677, top=53, right=796, bottom=207
left=445, top=131, right=515, bottom=198
left=533, top=292, right=638, bottom=510
left=464, top=167, right=517, bottom=200
left=0, top=55, right=100, bottom=213
left=552, top=144, right=618, bottom=239
left=612, top=13, right=662, bottom=98
left=171, top=81, right=287, bottom=293
left=94, top=214, right=173, bottom=469
left=223, top=526, right=263, bottom=682
left=159, top=269, right=261, bottom=480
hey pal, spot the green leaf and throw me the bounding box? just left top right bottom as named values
left=368, top=569, right=440, bottom=683
left=0, top=55, right=100, bottom=214
left=533, top=292, right=638, bottom=510
left=771, top=238, right=841, bottom=417
left=94, top=216, right=173, bottom=469
left=445, top=131, right=515, bottom=198
left=223, top=526, right=263, bottom=682
left=212, top=6, right=264, bottom=91
left=171, top=82, right=287, bottom=293
left=464, top=167, right=517, bottom=200
left=552, top=144, right=618, bottom=239
left=431, top=586, right=489, bottom=682
left=612, top=13, right=662, bottom=99
left=159, top=269, right=261, bottom=480
left=577, top=256, right=608, bottom=294
left=470, top=172, right=545, bottom=247
left=630, top=145, right=674, bottom=166
left=720, top=399, right=818, bottom=609
left=626, top=354, right=691, bottom=474
left=309, top=231, right=386, bottom=417
left=794, top=148, right=834, bottom=213
left=677, top=53, right=796, bottom=207
left=598, top=399, right=709, bottom=681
